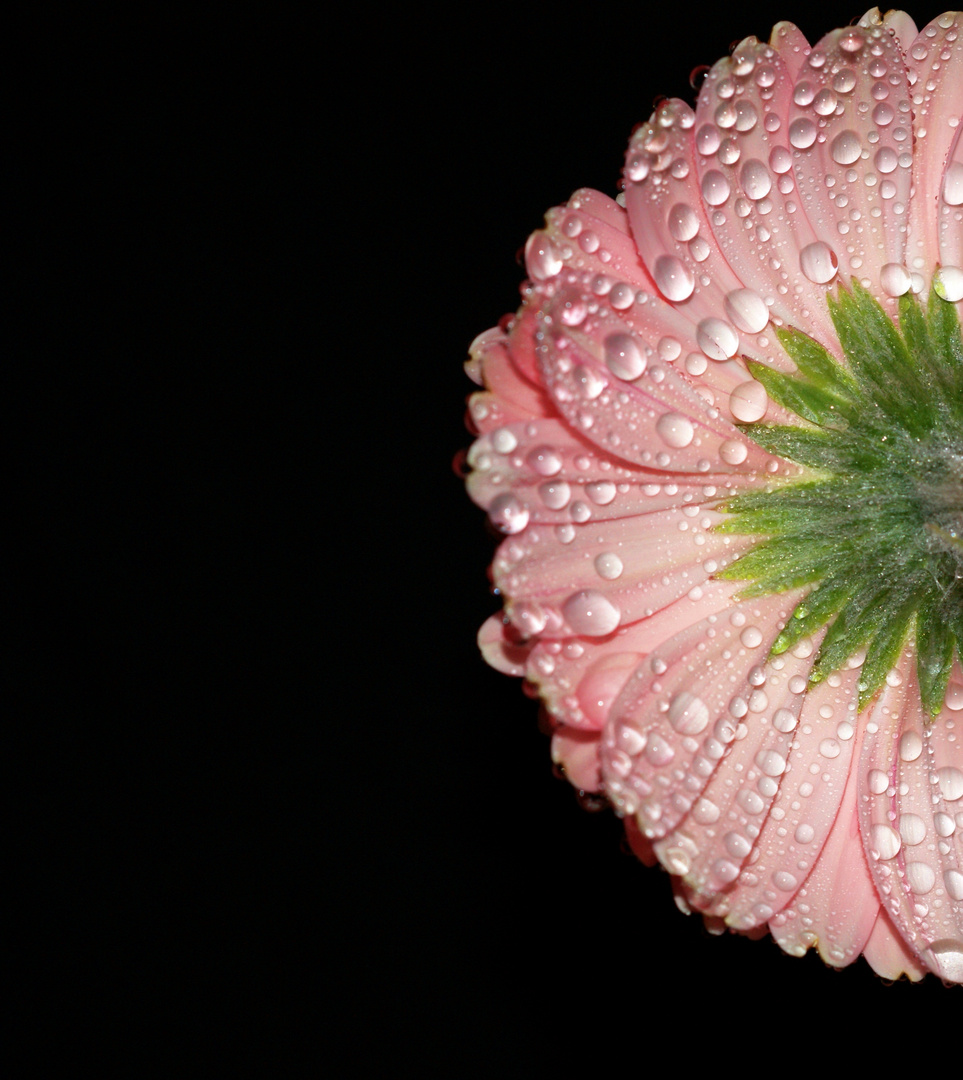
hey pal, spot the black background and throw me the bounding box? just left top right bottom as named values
left=15, top=3, right=958, bottom=1072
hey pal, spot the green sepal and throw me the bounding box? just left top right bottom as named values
left=828, top=283, right=931, bottom=435
left=735, top=424, right=849, bottom=469
left=775, top=325, right=860, bottom=397
left=916, top=595, right=957, bottom=718
left=810, top=584, right=894, bottom=686
left=853, top=590, right=919, bottom=711
left=771, top=576, right=852, bottom=655
left=745, top=358, right=853, bottom=427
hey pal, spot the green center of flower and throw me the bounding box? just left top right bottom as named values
left=716, top=280, right=963, bottom=716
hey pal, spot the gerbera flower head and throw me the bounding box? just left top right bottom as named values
left=464, top=9, right=963, bottom=982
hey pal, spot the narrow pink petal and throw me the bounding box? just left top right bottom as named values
left=719, top=662, right=863, bottom=926
left=526, top=580, right=740, bottom=730
left=690, top=38, right=840, bottom=348
left=654, top=633, right=826, bottom=916
left=599, top=591, right=805, bottom=839
left=786, top=21, right=913, bottom=307
left=859, top=653, right=963, bottom=983
left=492, top=508, right=753, bottom=640
left=770, top=21, right=813, bottom=83
left=467, top=414, right=769, bottom=526
left=534, top=303, right=794, bottom=475
left=862, top=907, right=928, bottom=982
left=466, top=327, right=553, bottom=427
left=767, top=715, right=879, bottom=968
left=904, top=12, right=963, bottom=298
left=550, top=728, right=603, bottom=793
left=477, top=613, right=532, bottom=677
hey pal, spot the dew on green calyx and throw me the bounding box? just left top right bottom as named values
left=717, top=281, right=963, bottom=716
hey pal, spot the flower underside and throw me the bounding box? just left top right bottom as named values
left=718, top=281, right=963, bottom=716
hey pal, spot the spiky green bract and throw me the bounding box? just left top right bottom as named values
left=718, top=281, right=963, bottom=716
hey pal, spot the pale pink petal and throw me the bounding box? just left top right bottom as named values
left=534, top=302, right=795, bottom=475
left=492, top=507, right=754, bottom=640
left=654, top=633, right=828, bottom=917
left=767, top=712, right=880, bottom=968
left=690, top=37, right=841, bottom=347
left=785, top=21, right=914, bottom=308
left=862, top=907, right=928, bottom=982
left=904, top=12, right=963, bottom=303
left=859, top=653, right=963, bottom=983
left=599, top=591, right=805, bottom=839
left=467, top=416, right=766, bottom=527
left=527, top=580, right=740, bottom=730
left=551, top=727, right=603, bottom=793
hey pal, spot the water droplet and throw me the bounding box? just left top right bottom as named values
left=573, top=365, right=606, bottom=399
left=586, top=481, right=616, bottom=505
left=603, top=332, right=646, bottom=380
left=800, top=241, right=839, bottom=284
left=488, top=493, right=529, bottom=534
left=697, top=317, right=739, bottom=360
left=701, top=170, right=731, bottom=206
left=740, top=625, right=763, bottom=648
left=871, top=823, right=902, bottom=859
left=906, top=861, right=936, bottom=894
left=653, top=254, right=695, bottom=301
left=927, top=941, right=963, bottom=982
left=563, top=590, right=621, bottom=636
left=724, top=831, right=752, bottom=858
left=755, top=749, right=786, bottom=777
left=719, top=439, right=748, bottom=465
left=696, top=123, right=721, bottom=156
left=668, top=691, right=710, bottom=734
left=527, top=446, right=562, bottom=476
left=729, top=379, right=768, bottom=422
left=740, top=159, right=772, bottom=201
left=490, top=427, right=518, bottom=454
left=898, top=814, right=926, bottom=846
left=937, top=766, right=963, bottom=802
left=525, top=231, right=563, bottom=280
left=594, top=552, right=624, bottom=580
left=656, top=412, right=695, bottom=448
left=934, top=266, right=963, bottom=303
left=724, top=287, right=769, bottom=333
left=813, top=88, right=838, bottom=116
left=880, top=263, right=912, bottom=297
left=898, top=731, right=923, bottom=762
left=538, top=480, right=571, bottom=509
left=668, top=202, right=699, bottom=241
left=788, top=118, right=817, bottom=149
left=944, top=161, right=963, bottom=206
left=830, top=130, right=862, bottom=165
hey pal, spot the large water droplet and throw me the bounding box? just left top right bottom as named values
left=488, top=493, right=530, bottom=534
left=668, top=691, right=710, bottom=734
left=724, top=288, right=769, bottom=333
left=830, top=130, right=862, bottom=165
left=604, top=333, right=646, bottom=380
left=696, top=317, right=739, bottom=360
left=594, top=552, right=624, bottom=580
left=653, top=254, right=695, bottom=301
left=943, top=161, right=963, bottom=206
left=563, top=590, right=621, bottom=636
left=788, top=118, right=817, bottom=149
left=668, top=202, right=699, bottom=241
left=701, top=170, right=731, bottom=206
left=871, top=823, right=901, bottom=860
left=740, top=159, right=772, bottom=201
left=656, top=412, right=695, bottom=448
left=525, top=231, right=563, bottom=280
left=934, top=266, right=963, bottom=303
left=800, top=241, right=838, bottom=284
left=729, top=379, right=768, bottom=422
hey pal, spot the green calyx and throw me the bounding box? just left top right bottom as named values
left=716, top=280, right=963, bottom=716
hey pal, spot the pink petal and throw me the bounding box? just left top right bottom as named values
left=599, top=591, right=805, bottom=839
left=858, top=653, right=963, bottom=983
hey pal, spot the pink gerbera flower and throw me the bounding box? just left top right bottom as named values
left=464, top=8, right=963, bottom=982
